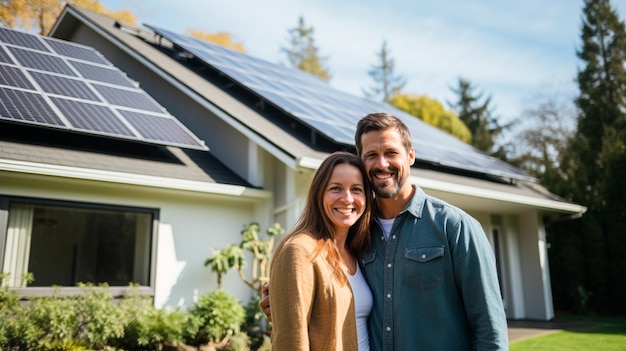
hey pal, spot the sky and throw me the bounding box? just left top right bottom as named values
left=98, top=0, right=626, bottom=124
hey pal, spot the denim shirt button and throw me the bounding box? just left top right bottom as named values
left=386, top=327, right=391, bottom=331
left=386, top=293, right=391, bottom=298
left=387, top=263, right=392, bottom=268
left=392, top=234, right=396, bottom=239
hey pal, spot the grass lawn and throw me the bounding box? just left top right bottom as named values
left=510, top=315, right=626, bottom=351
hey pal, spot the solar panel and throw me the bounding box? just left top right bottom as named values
left=146, top=24, right=530, bottom=181
left=0, top=88, right=64, bottom=125
left=0, top=27, right=206, bottom=150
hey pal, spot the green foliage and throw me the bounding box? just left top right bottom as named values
left=0, top=273, right=36, bottom=348
left=206, top=222, right=284, bottom=298
left=242, top=296, right=268, bottom=350
left=190, top=290, right=246, bottom=346
left=388, top=93, right=471, bottom=143
left=205, top=244, right=245, bottom=289
left=282, top=16, right=331, bottom=81
left=363, top=40, right=406, bottom=102
left=0, top=283, right=254, bottom=350
left=113, top=287, right=201, bottom=350
left=24, top=284, right=125, bottom=350
left=226, top=331, right=251, bottom=351
left=448, top=78, right=510, bottom=157
left=548, top=0, right=626, bottom=315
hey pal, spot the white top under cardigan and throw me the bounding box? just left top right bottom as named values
left=347, top=263, right=373, bottom=351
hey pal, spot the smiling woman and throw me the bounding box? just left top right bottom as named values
left=268, top=151, right=373, bottom=351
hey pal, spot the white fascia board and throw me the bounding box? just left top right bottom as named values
left=0, top=159, right=270, bottom=199
left=293, top=156, right=585, bottom=214
left=63, top=7, right=297, bottom=170
left=297, top=156, right=323, bottom=170
left=414, top=175, right=587, bottom=215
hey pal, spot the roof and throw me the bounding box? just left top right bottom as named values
left=45, top=5, right=586, bottom=216
left=50, top=5, right=330, bottom=169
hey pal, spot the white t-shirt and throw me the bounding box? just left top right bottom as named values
left=348, top=263, right=372, bottom=351
left=379, top=217, right=395, bottom=239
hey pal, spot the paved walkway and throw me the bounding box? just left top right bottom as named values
left=508, top=319, right=608, bottom=342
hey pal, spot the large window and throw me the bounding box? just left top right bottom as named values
left=1, top=197, right=157, bottom=291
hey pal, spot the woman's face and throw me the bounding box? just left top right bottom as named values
left=323, top=163, right=366, bottom=235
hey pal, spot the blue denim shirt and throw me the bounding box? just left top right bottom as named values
left=361, top=185, right=508, bottom=350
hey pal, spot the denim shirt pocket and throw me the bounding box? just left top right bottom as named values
left=361, top=250, right=376, bottom=266
left=403, top=246, right=445, bottom=291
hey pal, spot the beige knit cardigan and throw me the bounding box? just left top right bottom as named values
left=269, top=232, right=359, bottom=351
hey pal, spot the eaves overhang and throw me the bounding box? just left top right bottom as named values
left=294, top=155, right=586, bottom=216
left=415, top=175, right=586, bottom=215
left=0, top=158, right=270, bottom=199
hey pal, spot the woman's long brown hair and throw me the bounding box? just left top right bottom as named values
left=274, top=151, right=373, bottom=285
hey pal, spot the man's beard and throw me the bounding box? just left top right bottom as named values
left=371, top=169, right=407, bottom=199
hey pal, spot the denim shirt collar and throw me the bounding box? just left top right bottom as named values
left=398, top=184, right=426, bottom=219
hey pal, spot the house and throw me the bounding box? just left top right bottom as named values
left=0, top=4, right=586, bottom=321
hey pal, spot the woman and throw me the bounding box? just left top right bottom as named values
left=269, top=151, right=373, bottom=351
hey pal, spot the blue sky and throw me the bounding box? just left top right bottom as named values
left=99, top=0, right=626, bottom=123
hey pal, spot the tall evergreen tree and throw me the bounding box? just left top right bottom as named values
left=282, top=16, right=330, bottom=81
left=363, top=40, right=406, bottom=102
left=447, top=78, right=508, bottom=157
left=550, top=0, right=626, bottom=314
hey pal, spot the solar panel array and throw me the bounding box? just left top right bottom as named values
left=0, top=27, right=206, bottom=150
left=145, top=24, right=531, bottom=181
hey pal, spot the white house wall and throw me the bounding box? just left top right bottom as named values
left=501, top=215, right=526, bottom=319
left=518, top=211, right=554, bottom=320
left=1, top=171, right=267, bottom=309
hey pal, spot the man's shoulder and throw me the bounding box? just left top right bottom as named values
left=421, top=191, right=473, bottom=221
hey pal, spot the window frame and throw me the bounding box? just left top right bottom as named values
left=0, top=195, right=159, bottom=298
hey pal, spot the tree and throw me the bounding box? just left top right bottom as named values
left=448, top=78, right=509, bottom=157
left=388, top=93, right=471, bottom=143
left=205, top=222, right=284, bottom=299
left=363, top=40, right=406, bottom=102
left=186, top=29, right=246, bottom=53
left=549, top=0, right=626, bottom=314
left=507, top=95, right=576, bottom=192
left=281, top=16, right=330, bottom=81
left=0, top=0, right=136, bottom=34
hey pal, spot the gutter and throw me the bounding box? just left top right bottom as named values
left=415, top=175, right=587, bottom=215
left=0, top=158, right=271, bottom=199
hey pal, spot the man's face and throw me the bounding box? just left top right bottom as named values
left=360, top=128, right=415, bottom=199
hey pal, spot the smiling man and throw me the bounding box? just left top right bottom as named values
left=355, top=112, right=508, bottom=350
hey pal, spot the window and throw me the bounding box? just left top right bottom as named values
left=1, top=197, right=157, bottom=293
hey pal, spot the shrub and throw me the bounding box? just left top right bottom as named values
left=114, top=289, right=201, bottom=350
left=24, top=284, right=125, bottom=350
left=190, top=290, right=246, bottom=349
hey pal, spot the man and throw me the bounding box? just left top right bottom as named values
left=262, top=112, right=508, bottom=350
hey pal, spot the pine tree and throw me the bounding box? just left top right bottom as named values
left=550, top=0, right=626, bottom=314
left=282, top=16, right=330, bottom=81
left=447, top=78, right=508, bottom=157
left=363, top=40, right=406, bottom=102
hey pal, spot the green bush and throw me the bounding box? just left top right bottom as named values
left=25, top=284, right=125, bottom=350
left=0, top=282, right=253, bottom=350
left=190, top=290, right=247, bottom=348
left=113, top=289, right=201, bottom=350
